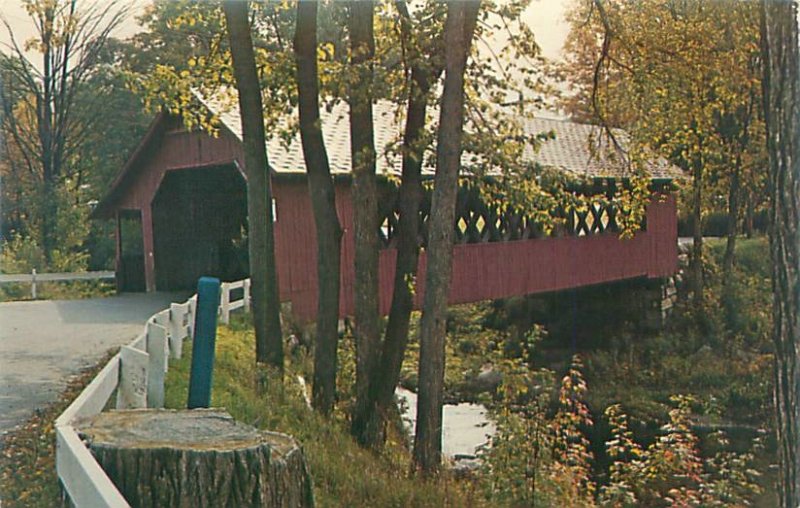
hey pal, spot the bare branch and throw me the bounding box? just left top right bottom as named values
left=590, top=0, right=626, bottom=158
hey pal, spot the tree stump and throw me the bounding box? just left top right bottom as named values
left=74, top=409, right=314, bottom=508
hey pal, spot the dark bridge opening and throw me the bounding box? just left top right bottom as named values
left=152, top=164, right=248, bottom=291
left=118, top=210, right=146, bottom=292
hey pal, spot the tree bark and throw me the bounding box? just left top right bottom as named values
left=223, top=1, right=284, bottom=371
left=39, top=3, right=57, bottom=264
left=690, top=154, right=705, bottom=308
left=76, top=409, right=314, bottom=508
left=723, top=160, right=740, bottom=278
left=412, top=0, right=480, bottom=477
left=352, top=0, right=444, bottom=448
left=722, top=157, right=742, bottom=336
left=761, top=3, right=800, bottom=507
left=347, top=0, right=381, bottom=438
left=723, top=93, right=754, bottom=282
left=294, top=0, right=343, bottom=416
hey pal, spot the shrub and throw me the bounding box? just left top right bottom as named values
left=481, top=357, right=764, bottom=507
left=1, top=233, right=113, bottom=302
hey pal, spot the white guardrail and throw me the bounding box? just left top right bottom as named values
left=0, top=270, right=116, bottom=299
left=55, top=279, right=251, bottom=507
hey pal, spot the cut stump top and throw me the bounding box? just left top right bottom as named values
left=75, top=409, right=297, bottom=454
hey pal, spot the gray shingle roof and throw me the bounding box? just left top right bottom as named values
left=196, top=92, right=682, bottom=180
left=521, top=117, right=682, bottom=180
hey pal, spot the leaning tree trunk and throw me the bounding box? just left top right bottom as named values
left=294, top=0, right=343, bottom=416
left=223, top=0, right=284, bottom=370
left=352, top=0, right=445, bottom=447
left=76, top=410, right=314, bottom=508
left=354, top=77, right=431, bottom=446
left=412, top=0, right=480, bottom=477
left=761, top=3, right=800, bottom=507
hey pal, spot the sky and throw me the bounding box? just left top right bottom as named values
left=0, top=0, right=573, bottom=69
left=523, top=0, right=572, bottom=60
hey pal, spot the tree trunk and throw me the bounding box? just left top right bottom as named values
left=76, top=409, right=314, bottom=507
left=722, top=158, right=741, bottom=336
left=412, top=0, right=479, bottom=477
left=39, top=180, right=58, bottom=267
left=352, top=1, right=444, bottom=448
left=690, top=155, right=705, bottom=308
left=761, top=3, right=800, bottom=506
left=723, top=160, right=741, bottom=278
left=39, top=4, right=57, bottom=264
left=294, top=0, right=343, bottom=416
left=223, top=1, right=284, bottom=371
left=347, top=0, right=381, bottom=437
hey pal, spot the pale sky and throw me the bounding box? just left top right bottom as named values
left=0, top=0, right=148, bottom=68
left=524, top=0, right=572, bottom=61
left=0, top=0, right=573, bottom=70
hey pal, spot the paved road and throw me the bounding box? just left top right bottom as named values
left=0, top=293, right=188, bottom=438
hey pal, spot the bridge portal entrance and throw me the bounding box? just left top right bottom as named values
left=151, top=164, right=248, bottom=291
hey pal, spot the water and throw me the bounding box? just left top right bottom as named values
left=396, top=387, right=495, bottom=458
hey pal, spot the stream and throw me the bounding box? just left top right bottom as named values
left=297, top=377, right=495, bottom=460
left=395, top=387, right=495, bottom=459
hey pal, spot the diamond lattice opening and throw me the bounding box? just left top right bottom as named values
left=457, top=216, right=468, bottom=234
left=475, top=215, right=486, bottom=233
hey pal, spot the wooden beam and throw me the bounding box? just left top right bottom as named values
left=142, top=206, right=156, bottom=292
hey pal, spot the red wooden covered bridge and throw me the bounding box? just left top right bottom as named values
left=93, top=99, right=681, bottom=323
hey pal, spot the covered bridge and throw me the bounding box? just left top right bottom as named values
left=93, top=100, right=681, bottom=322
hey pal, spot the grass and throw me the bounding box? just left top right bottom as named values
left=705, top=236, right=771, bottom=278
left=164, top=321, right=483, bottom=507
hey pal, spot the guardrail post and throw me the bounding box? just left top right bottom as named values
left=117, top=346, right=149, bottom=409
left=243, top=278, right=251, bottom=313
left=146, top=322, right=168, bottom=408
left=153, top=310, right=170, bottom=357
left=220, top=282, right=230, bottom=324
left=169, top=303, right=186, bottom=359
left=187, top=296, right=197, bottom=339
left=31, top=268, right=37, bottom=299
left=188, top=277, right=220, bottom=409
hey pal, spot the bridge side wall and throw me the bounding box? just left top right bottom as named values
left=273, top=179, right=678, bottom=322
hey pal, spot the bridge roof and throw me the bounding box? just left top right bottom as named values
left=197, top=93, right=682, bottom=181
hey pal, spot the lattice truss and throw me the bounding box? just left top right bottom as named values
left=377, top=184, right=628, bottom=248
